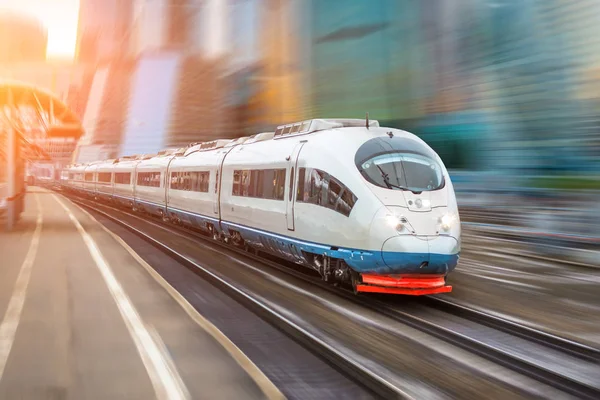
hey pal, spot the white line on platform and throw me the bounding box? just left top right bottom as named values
left=0, top=194, right=42, bottom=381
left=70, top=199, right=286, bottom=400
left=53, top=194, right=190, bottom=400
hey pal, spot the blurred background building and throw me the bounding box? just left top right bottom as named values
left=75, top=0, right=133, bottom=64
left=0, top=11, right=47, bottom=63
left=51, top=0, right=599, bottom=179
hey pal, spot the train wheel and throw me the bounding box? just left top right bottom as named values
left=351, top=271, right=360, bottom=295
left=159, top=209, right=169, bottom=223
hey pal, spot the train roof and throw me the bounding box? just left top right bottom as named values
left=72, top=118, right=391, bottom=168
left=274, top=118, right=379, bottom=140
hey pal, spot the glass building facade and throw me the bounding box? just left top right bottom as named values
left=301, top=0, right=600, bottom=172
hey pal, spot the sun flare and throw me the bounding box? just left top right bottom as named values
left=0, top=0, right=80, bottom=59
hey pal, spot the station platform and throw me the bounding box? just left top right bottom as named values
left=0, top=187, right=283, bottom=400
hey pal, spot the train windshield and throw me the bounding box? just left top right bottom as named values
left=355, top=136, right=445, bottom=192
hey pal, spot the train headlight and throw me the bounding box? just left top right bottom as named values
left=386, top=215, right=404, bottom=231
left=440, top=213, right=456, bottom=231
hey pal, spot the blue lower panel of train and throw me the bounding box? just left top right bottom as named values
left=220, top=220, right=459, bottom=275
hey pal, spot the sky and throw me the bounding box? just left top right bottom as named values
left=0, top=0, right=80, bottom=59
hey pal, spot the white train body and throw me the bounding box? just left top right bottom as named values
left=63, top=119, right=460, bottom=295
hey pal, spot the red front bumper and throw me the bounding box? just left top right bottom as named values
left=356, top=274, right=452, bottom=295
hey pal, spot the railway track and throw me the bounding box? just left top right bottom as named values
left=363, top=302, right=600, bottom=400
left=66, top=191, right=600, bottom=399
left=67, top=194, right=411, bottom=400
left=463, top=232, right=599, bottom=270
left=422, top=297, right=600, bottom=362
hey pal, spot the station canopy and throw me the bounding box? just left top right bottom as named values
left=0, top=81, right=84, bottom=160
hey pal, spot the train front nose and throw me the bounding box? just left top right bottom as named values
left=354, top=206, right=459, bottom=295
left=381, top=235, right=460, bottom=275
left=380, top=206, right=460, bottom=274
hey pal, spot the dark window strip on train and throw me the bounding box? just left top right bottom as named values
left=137, top=171, right=161, bottom=187
left=84, top=173, right=94, bottom=182
left=170, top=171, right=210, bottom=192
left=97, top=172, right=112, bottom=183
left=296, top=168, right=357, bottom=217
left=114, top=172, right=131, bottom=185
left=232, top=169, right=286, bottom=200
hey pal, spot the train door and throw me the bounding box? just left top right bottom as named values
left=213, top=148, right=233, bottom=217
left=164, top=156, right=176, bottom=215
left=132, top=163, right=139, bottom=208
left=286, top=141, right=306, bottom=231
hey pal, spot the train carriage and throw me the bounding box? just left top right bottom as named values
left=219, top=133, right=292, bottom=247
left=166, top=140, right=231, bottom=232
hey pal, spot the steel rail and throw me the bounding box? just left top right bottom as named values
left=422, top=297, right=600, bottom=362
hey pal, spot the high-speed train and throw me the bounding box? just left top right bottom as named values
left=62, top=118, right=460, bottom=295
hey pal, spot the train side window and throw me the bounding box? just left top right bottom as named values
left=203, top=171, right=210, bottom=192
left=326, top=176, right=356, bottom=217
left=122, top=173, right=127, bottom=184
left=262, top=169, right=275, bottom=198
left=241, top=170, right=250, bottom=196
left=307, top=169, right=325, bottom=205
left=296, top=168, right=305, bottom=201
left=183, top=172, right=190, bottom=191
left=178, top=172, right=183, bottom=189
left=98, top=172, right=112, bottom=183
left=85, top=172, right=94, bottom=182
left=137, top=171, right=161, bottom=187
left=247, top=170, right=256, bottom=197
left=337, top=185, right=357, bottom=217
left=197, top=172, right=202, bottom=192
left=189, top=172, right=197, bottom=191
left=179, top=172, right=185, bottom=190
left=274, top=169, right=286, bottom=200
left=233, top=170, right=242, bottom=195
left=297, top=168, right=356, bottom=216
left=233, top=168, right=286, bottom=200
left=327, top=177, right=342, bottom=208
left=255, top=170, right=264, bottom=198
left=195, top=171, right=209, bottom=192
